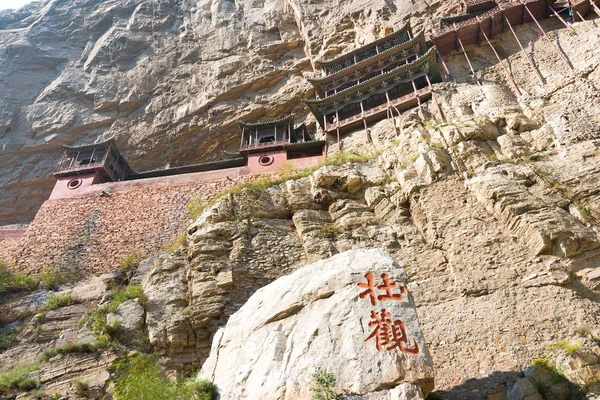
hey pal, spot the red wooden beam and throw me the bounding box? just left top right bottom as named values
left=591, top=0, right=600, bottom=16
left=425, top=74, right=445, bottom=122
left=503, top=14, right=545, bottom=84
left=522, top=1, right=573, bottom=69
left=476, top=15, right=522, bottom=96
left=455, top=23, right=482, bottom=86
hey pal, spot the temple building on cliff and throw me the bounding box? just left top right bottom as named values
left=50, top=116, right=326, bottom=199
left=238, top=115, right=326, bottom=173
left=303, top=23, right=442, bottom=145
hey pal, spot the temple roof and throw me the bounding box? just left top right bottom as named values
left=238, top=115, right=293, bottom=129
left=62, top=137, right=117, bottom=152
left=315, top=23, right=412, bottom=69
left=307, top=32, right=427, bottom=97
left=303, top=46, right=438, bottom=123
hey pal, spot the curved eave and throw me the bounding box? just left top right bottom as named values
left=62, top=137, right=116, bottom=151
left=315, top=22, right=412, bottom=68
left=238, top=115, right=293, bottom=129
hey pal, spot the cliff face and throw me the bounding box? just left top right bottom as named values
left=0, top=0, right=455, bottom=225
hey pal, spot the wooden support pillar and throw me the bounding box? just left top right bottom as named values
left=274, top=124, right=277, bottom=141
left=477, top=15, right=522, bottom=96
left=359, top=100, right=368, bottom=133
left=504, top=15, right=545, bottom=84
left=576, top=10, right=592, bottom=28
left=335, top=110, right=341, bottom=151
left=385, top=90, right=392, bottom=119
left=455, top=24, right=482, bottom=86
left=437, top=50, right=452, bottom=81
left=425, top=74, right=444, bottom=122
left=591, top=0, right=600, bottom=16
left=240, top=127, right=245, bottom=148
left=411, top=80, right=423, bottom=114
left=522, top=2, right=573, bottom=69
left=376, top=44, right=380, bottom=54
left=549, top=6, right=575, bottom=30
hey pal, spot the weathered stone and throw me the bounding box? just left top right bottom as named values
left=507, top=378, right=544, bottom=400
left=106, top=299, right=144, bottom=336
left=199, top=249, right=433, bottom=399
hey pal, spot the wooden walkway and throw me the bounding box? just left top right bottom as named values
left=324, top=88, right=432, bottom=135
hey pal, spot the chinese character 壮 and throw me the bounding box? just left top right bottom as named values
left=358, top=272, right=407, bottom=306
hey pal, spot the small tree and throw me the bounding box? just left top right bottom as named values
left=311, top=367, right=338, bottom=400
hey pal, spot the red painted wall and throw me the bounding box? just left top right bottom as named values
left=247, top=150, right=326, bottom=174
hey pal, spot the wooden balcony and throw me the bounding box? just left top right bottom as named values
left=239, top=139, right=290, bottom=154
left=325, top=87, right=432, bottom=136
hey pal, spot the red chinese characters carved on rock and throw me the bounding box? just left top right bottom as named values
left=358, top=272, right=407, bottom=306
left=358, top=272, right=420, bottom=355
left=365, top=309, right=420, bottom=354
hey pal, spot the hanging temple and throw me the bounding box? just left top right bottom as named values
left=52, top=0, right=600, bottom=198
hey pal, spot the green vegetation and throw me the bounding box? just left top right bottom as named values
left=85, top=285, right=144, bottom=342
left=315, top=225, right=344, bottom=239
left=187, top=197, right=208, bottom=220
left=119, top=253, right=141, bottom=273
left=0, top=261, right=38, bottom=296
left=38, top=268, right=69, bottom=291
left=311, top=367, right=338, bottom=400
left=0, top=262, right=74, bottom=300
left=530, top=358, right=567, bottom=384
left=574, top=326, right=591, bottom=337
left=202, top=151, right=379, bottom=210
left=74, top=379, right=90, bottom=397
left=44, top=293, right=75, bottom=310
left=112, top=354, right=217, bottom=400
left=549, top=340, right=583, bottom=356
left=174, top=233, right=188, bottom=248
left=41, top=342, right=100, bottom=362
left=0, top=364, right=41, bottom=395
left=0, top=332, right=18, bottom=353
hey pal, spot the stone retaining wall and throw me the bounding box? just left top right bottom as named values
left=3, top=168, right=255, bottom=274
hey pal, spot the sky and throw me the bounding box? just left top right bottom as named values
left=0, top=0, right=34, bottom=11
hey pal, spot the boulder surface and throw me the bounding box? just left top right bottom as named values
left=199, top=248, right=433, bottom=399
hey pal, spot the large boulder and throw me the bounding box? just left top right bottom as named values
left=198, top=248, right=434, bottom=399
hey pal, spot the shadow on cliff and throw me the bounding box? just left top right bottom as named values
left=426, top=370, right=588, bottom=400
left=425, top=370, right=522, bottom=400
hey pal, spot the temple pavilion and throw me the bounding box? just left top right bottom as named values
left=303, top=23, right=441, bottom=143
left=238, top=115, right=326, bottom=173
left=54, top=138, right=135, bottom=186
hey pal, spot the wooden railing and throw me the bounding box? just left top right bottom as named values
left=240, top=139, right=290, bottom=150
left=437, top=0, right=540, bottom=35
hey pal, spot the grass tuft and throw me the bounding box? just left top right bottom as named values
left=549, top=340, right=583, bottom=356
left=45, top=293, right=75, bottom=310
left=0, top=364, right=41, bottom=395
left=530, top=358, right=567, bottom=384
left=0, top=261, right=38, bottom=297
left=0, top=332, right=19, bottom=354
left=112, top=353, right=217, bottom=400
left=119, top=253, right=141, bottom=273
left=188, top=197, right=208, bottom=220
left=41, top=342, right=99, bottom=362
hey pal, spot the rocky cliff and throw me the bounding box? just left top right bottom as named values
left=2, top=0, right=600, bottom=399
left=0, top=0, right=455, bottom=224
